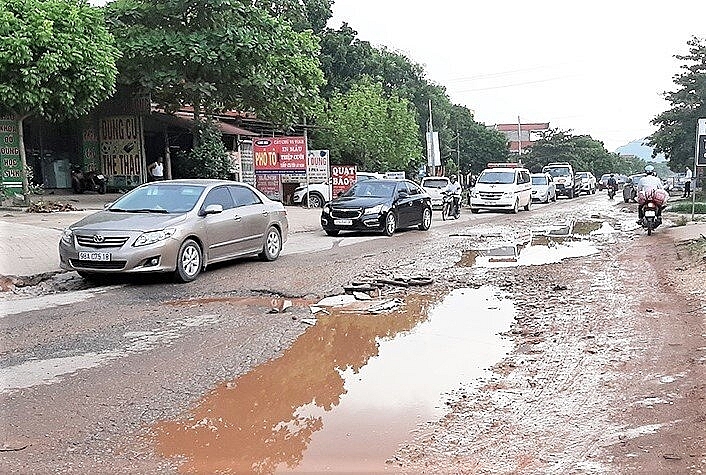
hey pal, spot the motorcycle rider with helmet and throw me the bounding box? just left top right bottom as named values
left=636, top=165, right=664, bottom=225
left=443, top=175, right=462, bottom=216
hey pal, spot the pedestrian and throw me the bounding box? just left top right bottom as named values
left=683, top=166, right=692, bottom=197
left=148, top=157, right=164, bottom=182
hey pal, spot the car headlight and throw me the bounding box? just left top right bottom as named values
left=323, top=204, right=331, bottom=214
left=365, top=204, right=383, bottom=214
left=61, top=228, right=73, bottom=245
left=133, top=228, right=176, bottom=247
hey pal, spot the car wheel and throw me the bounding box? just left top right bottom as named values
left=383, top=212, right=397, bottom=236
left=307, top=193, right=324, bottom=208
left=511, top=199, right=519, bottom=214
left=259, top=226, right=282, bottom=261
left=419, top=206, right=432, bottom=231
left=174, top=239, right=202, bottom=283
left=324, top=229, right=339, bottom=236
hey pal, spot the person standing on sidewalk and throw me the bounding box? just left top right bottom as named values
left=148, top=157, right=164, bottom=182
left=683, top=166, right=692, bottom=197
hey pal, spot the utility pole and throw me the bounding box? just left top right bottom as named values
left=517, top=115, right=523, bottom=155
left=456, top=130, right=460, bottom=175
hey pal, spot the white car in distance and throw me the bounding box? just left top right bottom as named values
left=530, top=173, right=557, bottom=203
left=420, top=176, right=450, bottom=209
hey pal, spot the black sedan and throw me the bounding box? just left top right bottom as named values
left=321, top=179, right=432, bottom=236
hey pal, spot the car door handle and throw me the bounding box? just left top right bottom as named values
left=261, top=211, right=268, bottom=216
left=233, top=215, right=242, bottom=221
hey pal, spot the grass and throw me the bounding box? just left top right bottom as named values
left=667, top=201, right=706, bottom=214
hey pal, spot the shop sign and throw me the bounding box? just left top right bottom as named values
left=82, top=126, right=100, bottom=171
left=256, top=173, right=281, bottom=201
left=253, top=136, right=306, bottom=174
left=331, top=165, right=357, bottom=197
left=0, top=116, right=23, bottom=194
left=307, top=149, right=330, bottom=183
left=697, top=118, right=706, bottom=167
left=99, top=116, right=143, bottom=178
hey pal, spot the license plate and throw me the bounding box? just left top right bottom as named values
left=334, top=219, right=353, bottom=226
left=645, top=210, right=656, bottom=217
left=79, top=251, right=111, bottom=261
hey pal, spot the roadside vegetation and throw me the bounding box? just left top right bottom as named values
left=0, top=1, right=703, bottom=186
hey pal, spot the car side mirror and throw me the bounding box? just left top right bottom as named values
left=203, top=204, right=223, bottom=215
left=103, top=202, right=113, bottom=209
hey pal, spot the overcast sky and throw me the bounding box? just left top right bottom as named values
left=329, top=0, right=705, bottom=151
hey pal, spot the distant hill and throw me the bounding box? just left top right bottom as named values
left=615, top=139, right=666, bottom=162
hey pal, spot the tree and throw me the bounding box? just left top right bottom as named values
left=0, top=0, right=119, bottom=199
left=253, top=0, right=333, bottom=34
left=648, top=36, right=706, bottom=171
left=524, top=129, right=621, bottom=176
left=105, top=0, right=325, bottom=127
left=316, top=78, right=421, bottom=172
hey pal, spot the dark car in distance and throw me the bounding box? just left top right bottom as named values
left=321, top=179, right=432, bottom=236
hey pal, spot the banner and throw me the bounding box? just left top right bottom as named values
left=0, top=116, right=23, bottom=193
left=307, top=149, right=330, bottom=183
left=99, top=116, right=143, bottom=178
left=331, top=165, right=357, bottom=197
left=253, top=136, right=306, bottom=174
left=697, top=118, right=706, bottom=167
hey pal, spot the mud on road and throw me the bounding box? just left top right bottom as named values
left=1, top=197, right=704, bottom=474
left=393, top=207, right=706, bottom=473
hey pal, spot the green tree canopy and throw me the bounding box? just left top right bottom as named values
left=105, top=0, right=325, bottom=126
left=315, top=77, right=421, bottom=173
left=648, top=36, right=706, bottom=171
left=0, top=0, right=119, bottom=198
left=253, top=0, right=333, bottom=34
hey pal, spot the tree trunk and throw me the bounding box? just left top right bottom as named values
left=17, top=115, right=30, bottom=206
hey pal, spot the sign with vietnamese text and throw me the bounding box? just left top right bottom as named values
left=253, top=136, right=306, bottom=174
left=99, top=116, right=144, bottom=179
left=697, top=118, right=706, bottom=167
left=0, top=116, right=23, bottom=194
left=307, top=149, right=330, bottom=183
left=256, top=173, right=281, bottom=201
left=331, top=165, right=357, bottom=197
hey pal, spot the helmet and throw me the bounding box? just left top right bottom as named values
left=644, top=165, right=655, bottom=175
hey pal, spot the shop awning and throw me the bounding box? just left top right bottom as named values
left=151, top=112, right=258, bottom=136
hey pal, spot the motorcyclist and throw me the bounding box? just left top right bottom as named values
left=636, top=165, right=664, bottom=225
left=606, top=174, right=618, bottom=198
left=444, top=175, right=462, bottom=216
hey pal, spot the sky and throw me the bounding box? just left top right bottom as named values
left=328, top=0, right=706, bottom=152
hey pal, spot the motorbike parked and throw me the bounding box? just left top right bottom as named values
left=71, top=166, right=107, bottom=194
left=441, top=191, right=460, bottom=220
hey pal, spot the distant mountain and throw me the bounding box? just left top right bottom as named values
left=615, top=139, right=666, bottom=162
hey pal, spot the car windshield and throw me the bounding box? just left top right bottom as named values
left=422, top=178, right=449, bottom=189
left=577, top=172, right=588, bottom=178
left=343, top=181, right=396, bottom=198
left=545, top=167, right=571, bottom=177
left=109, top=184, right=206, bottom=213
left=531, top=176, right=548, bottom=185
left=478, top=171, right=515, bottom=185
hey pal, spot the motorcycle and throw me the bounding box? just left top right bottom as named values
left=71, top=166, right=107, bottom=194
left=607, top=183, right=617, bottom=200
left=441, top=191, right=460, bottom=220
left=638, top=188, right=667, bottom=236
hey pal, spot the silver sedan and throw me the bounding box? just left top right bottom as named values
left=59, top=180, right=288, bottom=282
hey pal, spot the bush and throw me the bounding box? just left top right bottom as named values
left=171, top=121, right=230, bottom=179
left=667, top=201, right=706, bottom=214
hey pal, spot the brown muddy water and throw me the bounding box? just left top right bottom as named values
left=151, top=287, right=515, bottom=473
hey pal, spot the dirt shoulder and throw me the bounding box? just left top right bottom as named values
left=395, top=221, right=706, bottom=473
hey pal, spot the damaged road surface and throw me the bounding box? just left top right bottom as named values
left=1, top=194, right=704, bottom=474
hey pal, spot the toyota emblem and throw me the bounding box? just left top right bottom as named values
left=92, top=234, right=105, bottom=243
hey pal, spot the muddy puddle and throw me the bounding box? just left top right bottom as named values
left=459, top=220, right=605, bottom=268
left=151, top=286, right=515, bottom=473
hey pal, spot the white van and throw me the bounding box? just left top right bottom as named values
left=469, top=163, right=532, bottom=213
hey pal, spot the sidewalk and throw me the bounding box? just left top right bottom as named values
left=0, top=190, right=323, bottom=277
